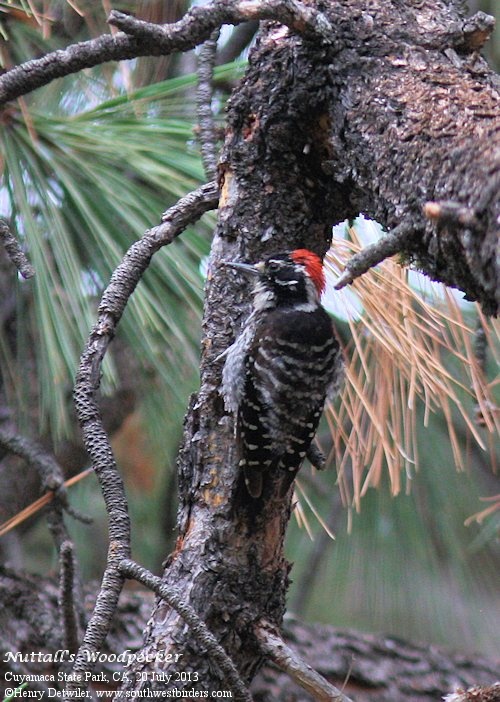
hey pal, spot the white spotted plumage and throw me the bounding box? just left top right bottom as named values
left=221, top=250, right=343, bottom=498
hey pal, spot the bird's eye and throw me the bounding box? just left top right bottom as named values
left=267, top=261, right=280, bottom=272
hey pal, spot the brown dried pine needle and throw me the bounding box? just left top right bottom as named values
left=324, top=228, right=499, bottom=513
left=0, top=467, right=93, bottom=538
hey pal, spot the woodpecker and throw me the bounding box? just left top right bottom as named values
left=221, top=249, right=343, bottom=498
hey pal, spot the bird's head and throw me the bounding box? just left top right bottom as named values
left=224, top=249, right=325, bottom=311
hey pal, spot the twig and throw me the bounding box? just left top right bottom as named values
left=255, top=620, right=354, bottom=702
left=108, top=2, right=333, bottom=45
left=0, top=428, right=88, bottom=632
left=0, top=429, right=91, bottom=529
left=67, top=182, right=219, bottom=694
left=59, top=541, right=80, bottom=654
left=423, top=200, right=480, bottom=229
left=196, top=29, right=220, bottom=182
left=45, top=499, right=73, bottom=559
left=334, top=221, right=416, bottom=289
left=0, top=428, right=62, bottom=490
left=120, top=559, right=252, bottom=702
left=0, top=218, right=35, bottom=279
left=0, top=467, right=93, bottom=538
left=0, top=0, right=336, bottom=106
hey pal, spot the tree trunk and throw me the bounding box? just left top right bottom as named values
left=119, top=0, right=499, bottom=693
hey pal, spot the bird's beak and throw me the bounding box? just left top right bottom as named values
left=222, top=261, right=262, bottom=277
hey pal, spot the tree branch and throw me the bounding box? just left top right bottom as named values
left=120, top=559, right=252, bottom=702
left=0, top=0, right=334, bottom=107
left=254, top=618, right=500, bottom=702
left=67, top=182, right=219, bottom=693
left=0, top=468, right=93, bottom=538
left=255, top=621, right=354, bottom=702
left=0, top=428, right=89, bottom=529
left=334, top=221, right=420, bottom=290
left=0, top=428, right=88, bottom=643
left=58, top=541, right=80, bottom=654
left=196, top=29, right=221, bottom=182
left=107, top=2, right=334, bottom=46
left=0, top=429, right=61, bottom=490
left=0, top=219, right=35, bottom=279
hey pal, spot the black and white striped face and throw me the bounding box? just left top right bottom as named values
left=252, top=254, right=319, bottom=312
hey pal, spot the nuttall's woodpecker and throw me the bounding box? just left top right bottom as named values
left=221, top=249, right=343, bottom=498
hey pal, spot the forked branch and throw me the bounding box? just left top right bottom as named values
left=0, top=0, right=335, bottom=107
left=120, top=559, right=252, bottom=702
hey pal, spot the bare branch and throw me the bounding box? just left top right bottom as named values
left=334, top=221, right=418, bottom=290
left=0, top=428, right=61, bottom=488
left=0, top=0, right=334, bottom=107
left=0, top=467, right=93, bottom=538
left=58, top=541, right=80, bottom=654
left=424, top=200, right=481, bottom=230
left=120, top=559, right=252, bottom=702
left=0, top=33, right=139, bottom=107
left=0, top=428, right=90, bottom=530
left=196, top=29, right=221, bottom=182
left=67, top=182, right=219, bottom=693
left=108, top=2, right=334, bottom=46
left=255, top=620, right=354, bottom=702
left=0, top=428, right=88, bottom=633
left=44, top=499, right=73, bottom=558
left=0, top=219, right=35, bottom=279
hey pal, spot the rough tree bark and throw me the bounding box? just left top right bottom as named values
left=116, top=0, right=499, bottom=696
